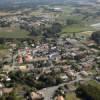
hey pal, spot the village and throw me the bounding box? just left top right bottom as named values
left=0, top=6, right=62, bottom=29
left=0, top=36, right=100, bottom=100
left=0, top=0, right=100, bottom=100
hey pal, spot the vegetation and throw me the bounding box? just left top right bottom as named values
left=65, top=92, right=80, bottom=100
left=0, top=89, right=25, bottom=100
left=8, top=69, right=64, bottom=90
left=43, top=22, right=62, bottom=38
left=76, top=80, right=100, bottom=100
left=0, top=27, right=30, bottom=38
left=62, top=25, right=89, bottom=33
left=91, top=31, right=100, bottom=44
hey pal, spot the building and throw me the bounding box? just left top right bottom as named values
left=55, top=96, right=64, bottom=100
left=17, top=55, right=23, bottom=64
left=24, top=54, right=33, bottom=62
left=19, top=65, right=28, bottom=72
left=31, top=92, right=43, bottom=100
left=60, top=74, right=69, bottom=82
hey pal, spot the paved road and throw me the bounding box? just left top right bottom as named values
left=38, top=77, right=90, bottom=100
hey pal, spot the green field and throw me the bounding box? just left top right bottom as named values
left=0, top=27, right=30, bottom=38
left=59, top=6, right=74, bottom=19
left=0, top=5, right=97, bottom=39
left=62, top=25, right=89, bottom=33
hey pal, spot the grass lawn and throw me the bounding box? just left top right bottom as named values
left=65, top=92, right=81, bottom=100
left=0, top=27, right=30, bottom=38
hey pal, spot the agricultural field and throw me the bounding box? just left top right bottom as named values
left=0, top=27, right=30, bottom=38
left=62, top=25, right=92, bottom=33
left=0, top=3, right=99, bottom=38
left=56, top=4, right=99, bottom=37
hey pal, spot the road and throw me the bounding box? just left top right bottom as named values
left=38, top=77, right=90, bottom=100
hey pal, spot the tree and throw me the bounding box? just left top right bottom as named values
left=43, top=22, right=62, bottom=38
left=0, top=21, right=11, bottom=27
left=91, top=31, right=100, bottom=44
left=51, top=23, right=62, bottom=34
left=76, top=81, right=100, bottom=100
left=66, top=19, right=79, bottom=25
left=29, top=27, right=40, bottom=36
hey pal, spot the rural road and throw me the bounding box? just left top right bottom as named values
left=38, top=77, right=90, bottom=100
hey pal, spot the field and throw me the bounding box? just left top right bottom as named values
left=0, top=27, right=30, bottom=38
left=65, top=92, right=81, bottom=100
left=0, top=11, right=11, bottom=16
left=62, top=25, right=92, bottom=33
left=58, top=5, right=74, bottom=20
left=56, top=4, right=100, bottom=37
left=55, top=5, right=94, bottom=37
left=59, top=25, right=93, bottom=38
left=0, top=49, right=8, bottom=57
left=0, top=4, right=99, bottom=39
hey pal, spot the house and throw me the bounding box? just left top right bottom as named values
left=33, top=57, right=48, bottom=62
left=51, top=46, right=57, bottom=51
left=49, top=52, right=59, bottom=60
left=40, top=44, right=49, bottom=51
left=3, top=56, right=12, bottom=64
left=27, top=64, right=34, bottom=70
left=60, top=74, right=69, bottom=82
left=66, top=38, right=78, bottom=45
left=32, top=49, right=38, bottom=56
left=5, top=76, right=11, bottom=82
left=95, top=76, right=100, bottom=82
left=19, top=65, right=28, bottom=72
left=9, top=43, right=17, bottom=48
left=55, top=96, right=64, bottom=100
left=0, top=83, right=4, bottom=96
left=80, top=71, right=88, bottom=77
left=53, top=7, right=63, bottom=12
left=90, top=48, right=99, bottom=53
left=62, top=65, right=71, bottom=72
left=57, top=38, right=64, bottom=45
left=0, top=87, right=13, bottom=96
left=17, top=55, right=23, bottom=64
left=24, top=54, right=33, bottom=62
left=31, top=92, right=43, bottom=100
left=26, top=49, right=31, bottom=55
left=66, top=70, right=76, bottom=80
left=81, top=63, right=92, bottom=71
left=3, top=88, right=13, bottom=94
left=53, top=68, right=61, bottom=73
left=74, top=51, right=87, bottom=60
left=3, top=65, right=11, bottom=72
